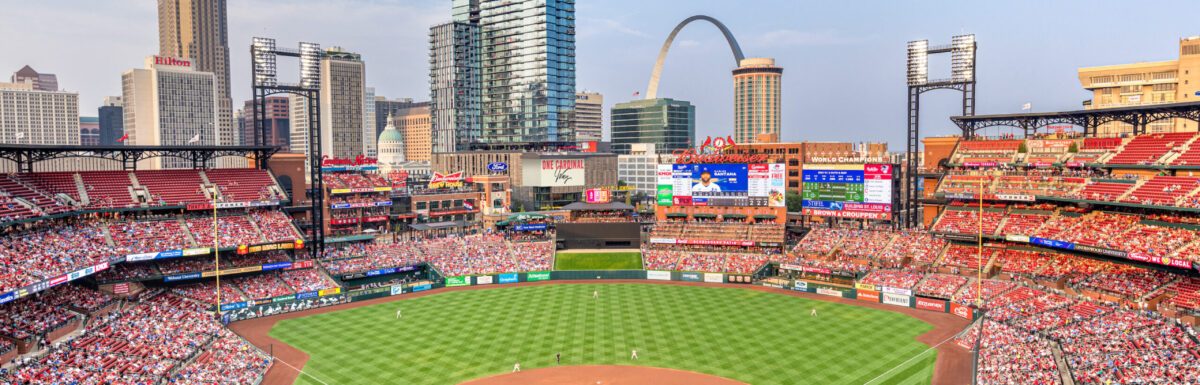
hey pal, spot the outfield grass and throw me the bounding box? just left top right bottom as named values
left=270, top=284, right=937, bottom=385
left=554, top=251, right=644, bottom=270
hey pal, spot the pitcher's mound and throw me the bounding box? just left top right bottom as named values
left=460, top=365, right=746, bottom=385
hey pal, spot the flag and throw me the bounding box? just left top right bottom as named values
left=14, top=132, right=23, bottom=139
left=117, top=133, right=128, bottom=142
left=632, top=91, right=640, bottom=97
left=188, top=134, right=200, bottom=143
left=1021, top=103, right=1031, bottom=111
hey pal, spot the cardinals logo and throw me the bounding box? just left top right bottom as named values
left=699, top=136, right=737, bottom=155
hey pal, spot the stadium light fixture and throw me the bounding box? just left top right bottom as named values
left=906, top=40, right=928, bottom=86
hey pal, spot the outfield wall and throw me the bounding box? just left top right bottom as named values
left=223, top=268, right=968, bottom=323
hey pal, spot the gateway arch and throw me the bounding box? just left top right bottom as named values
left=645, top=15, right=745, bottom=100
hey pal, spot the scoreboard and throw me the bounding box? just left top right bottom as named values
left=657, top=164, right=786, bottom=207
left=801, top=164, right=894, bottom=220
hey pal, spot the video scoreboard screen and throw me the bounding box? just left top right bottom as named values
left=801, top=164, right=894, bottom=220
left=657, top=164, right=785, bottom=207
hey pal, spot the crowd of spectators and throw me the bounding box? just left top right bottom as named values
left=914, top=274, right=968, bottom=299
left=859, top=270, right=924, bottom=290
left=38, top=284, right=115, bottom=313
left=976, top=321, right=1063, bottom=385
left=186, top=215, right=264, bottom=247
left=231, top=273, right=294, bottom=300
left=0, top=222, right=118, bottom=293
left=280, top=269, right=338, bottom=293
left=253, top=211, right=301, bottom=242
left=1, top=293, right=269, bottom=384
left=0, top=298, right=79, bottom=340
left=171, top=281, right=245, bottom=305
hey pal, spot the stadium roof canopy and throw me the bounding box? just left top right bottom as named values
left=0, top=144, right=281, bottom=172
left=950, top=100, right=1200, bottom=137
left=561, top=201, right=635, bottom=211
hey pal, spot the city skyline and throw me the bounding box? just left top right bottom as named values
left=3, top=0, right=1199, bottom=148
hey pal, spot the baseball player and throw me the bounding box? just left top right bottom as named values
left=396, top=308, right=403, bottom=319
left=513, top=362, right=520, bottom=373
left=631, top=349, right=639, bottom=360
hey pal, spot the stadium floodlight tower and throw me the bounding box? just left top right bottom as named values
left=250, top=37, right=325, bottom=257
left=903, top=34, right=976, bottom=229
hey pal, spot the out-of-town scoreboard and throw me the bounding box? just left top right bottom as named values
left=801, top=164, right=893, bottom=220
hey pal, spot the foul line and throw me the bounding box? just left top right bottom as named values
left=272, top=355, right=334, bottom=385
left=862, top=334, right=958, bottom=385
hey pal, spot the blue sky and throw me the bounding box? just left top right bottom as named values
left=2, top=0, right=1198, bottom=148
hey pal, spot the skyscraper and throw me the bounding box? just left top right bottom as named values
left=440, top=0, right=577, bottom=146
left=394, top=102, right=433, bottom=162
left=429, top=21, right=480, bottom=152
left=363, top=86, right=377, bottom=157
left=122, top=56, right=219, bottom=168
left=242, top=97, right=289, bottom=151
left=733, top=58, right=782, bottom=143
left=574, top=92, right=603, bottom=142
left=610, top=98, right=695, bottom=155
left=290, top=47, right=367, bottom=160
left=11, top=65, right=58, bottom=91
left=158, top=0, right=235, bottom=148
left=0, top=81, right=78, bottom=145
left=99, top=96, right=125, bottom=145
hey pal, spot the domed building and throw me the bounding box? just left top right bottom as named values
left=376, top=113, right=429, bottom=177
left=378, top=113, right=406, bottom=164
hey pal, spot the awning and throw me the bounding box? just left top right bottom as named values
left=666, top=213, right=688, bottom=218
left=723, top=213, right=747, bottom=219
left=495, top=220, right=510, bottom=226
left=692, top=213, right=717, bottom=218
left=507, top=213, right=547, bottom=221
left=753, top=214, right=777, bottom=219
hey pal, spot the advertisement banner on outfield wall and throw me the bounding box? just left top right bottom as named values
left=949, top=302, right=974, bottom=320
left=857, top=290, right=880, bottom=302
left=816, top=288, right=843, bottom=297
left=446, top=276, right=470, bottom=287
left=915, top=297, right=946, bottom=312
left=527, top=272, right=551, bottom=281
left=680, top=273, right=701, bottom=282
left=412, top=284, right=431, bottom=292
left=882, top=293, right=910, bottom=307
left=792, top=281, right=808, bottom=291
left=881, top=287, right=913, bottom=297
left=391, top=285, right=404, bottom=296
left=703, top=273, right=723, bottom=283
left=647, top=271, right=671, bottom=280
left=498, top=273, right=518, bottom=284
left=854, top=283, right=876, bottom=291
left=476, top=275, right=494, bottom=285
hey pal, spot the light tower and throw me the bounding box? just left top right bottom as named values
left=903, top=34, right=976, bottom=228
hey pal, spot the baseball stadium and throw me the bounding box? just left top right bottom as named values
left=4, top=4, right=1200, bottom=385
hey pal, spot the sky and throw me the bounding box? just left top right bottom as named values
left=2, top=0, right=1199, bottom=148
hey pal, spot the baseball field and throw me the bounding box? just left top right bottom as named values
left=268, top=283, right=939, bottom=385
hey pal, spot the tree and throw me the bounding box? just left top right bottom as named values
left=617, top=180, right=628, bottom=188
left=1017, top=142, right=1028, bottom=153
left=1067, top=142, right=1079, bottom=153
left=786, top=190, right=803, bottom=212
left=511, top=201, right=524, bottom=213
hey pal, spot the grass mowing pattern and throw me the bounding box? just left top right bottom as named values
left=554, top=252, right=643, bottom=270
left=270, top=284, right=937, bottom=385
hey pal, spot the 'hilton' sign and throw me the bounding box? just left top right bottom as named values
left=154, top=56, right=191, bottom=67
